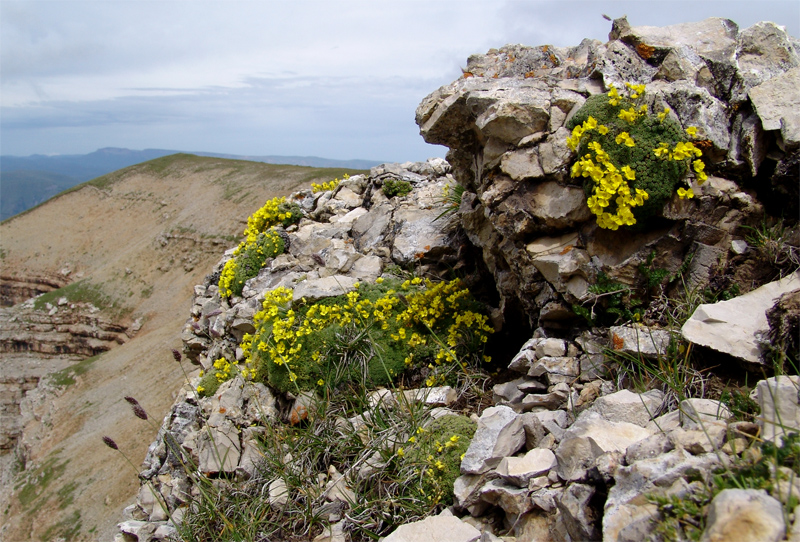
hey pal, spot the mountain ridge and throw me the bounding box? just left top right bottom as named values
left=0, top=148, right=384, bottom=221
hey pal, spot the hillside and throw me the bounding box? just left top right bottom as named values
left=0, top=154, right=367, bottom=541
left=0, top=148, right=382, bottom=221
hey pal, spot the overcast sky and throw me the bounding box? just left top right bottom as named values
left=2, top=1, right=798, bottom=162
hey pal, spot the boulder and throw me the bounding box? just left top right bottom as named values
left=555, top=411, right=652, bottom=481
left=608, top=325, right=671, bottom=359
left=749, top=66, right=800, bottom=151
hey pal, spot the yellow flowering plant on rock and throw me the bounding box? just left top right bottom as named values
left=566, top=83, right=708, bottom=230
left=311, top=173, right=348, bottom=193
left=218, top=196, right=302, bottom=298
left=245, top=277, right=494, bottom=394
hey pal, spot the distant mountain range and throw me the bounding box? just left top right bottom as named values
left=0, top=147, right=383, bottom=221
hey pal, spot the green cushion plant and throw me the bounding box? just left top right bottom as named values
left=218, top=196, right=302, bottom=298
left=208, top=277, right=493, bottom=395
left=566, top=83, right=708, bottom=230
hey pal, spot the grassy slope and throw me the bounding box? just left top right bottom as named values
left=0, top=154, right=367, bottom=541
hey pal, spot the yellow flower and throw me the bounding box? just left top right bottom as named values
left=397, top=448, right=405, bottom=457
left=376, top=277, right=384, bottom=284
left=685, top=126, right=698, bottom=137
left=317, top=379, right=324, bottom=386
left=677, top=187, right=694, bottom=199
left=597, top=125, right=609, bottom=135
left=657, top=107, right=670, bottom=122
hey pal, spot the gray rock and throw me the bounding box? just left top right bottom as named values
left=500, top=148, right=543, bottom=180
left=391, top=207, right=449, bottom=264
left=604, top=449, right=721, bottom=541
left=669, top=425, right=726, bottom=455
left=269, top=478, right=289, bottom=509
left=625, top=432, right=675, bottom=463
left=556, top=483, right=600, bottom=542
left=461, top=405, right=525, bottom=474
left=479, top=479, right=534, bottom=516
left=555, top=412, right=652, bottom=481
left=608, top=325, right=672, bottom=359
left=749, top=66, right=800, bottom=151
left=734, top=21, right=800, bottom=102
left=681, top=271, right=800, bottom=364
left=700, top=489, right=785, bottom=542
left=197, top=418, right=241, bottom=474
left=292, top=275, right=358, bottom=302
left=496, top=448, right=557, bottom=487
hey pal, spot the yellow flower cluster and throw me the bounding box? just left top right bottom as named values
left=570, top=124, right=650, bottom=230
left=311, top=174, right=348, bottom=193
left=567, top=82, right=708, bottom=228
left=247, top=277, right=493, bottom=393
left=241, top=197, right=292, bottom=248
left=218, top=229, right=284, bottom=298
left=393, top=278, right=493, bottom=381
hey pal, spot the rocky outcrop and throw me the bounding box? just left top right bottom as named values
left=416, top=17, right=798, bottom=330
left=0, top=300, right=132, bottom=358
left=0, top=272, right=69, bottom=307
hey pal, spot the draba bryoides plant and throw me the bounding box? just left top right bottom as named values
left=218, top=196, right=302, bottom=298
left=566, top=83, right=708, bottom=230
left=203, top=277, right=494, bottom=395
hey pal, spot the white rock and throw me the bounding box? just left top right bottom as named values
left=292, top=275, right=358, bottom=302
left=679, top=398, right=731, bottom=430
left=681, top=271, right=800, bottom=364
left=496, top=448, right=557, bottom=487
left=700, top=489, right=785, bottom=542
left=592, top=389, right=664, bottom=427
left=555, top=412, right=652, bottom=480
left=382, top=514, right=481, bottom=542
left=757, top=375, right=800, bottom=442
left=269, top=478, right=289, bottom=509
left=608, top=325, right=671, bottom=359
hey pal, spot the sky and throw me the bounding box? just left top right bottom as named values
left=2, top=0, right=798, bottom=163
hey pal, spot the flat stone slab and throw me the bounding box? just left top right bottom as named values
left=681, top=271, right=800, bottom=364
left=383, top=515, right=481, bottom=542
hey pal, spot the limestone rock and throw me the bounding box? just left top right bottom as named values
left=461, top=405, right=525, bottom=474
left=555, top=412, right=652, bottom=481
left=608, top=325, right=671, bottom=359
left=383, top=514, right=481, bottom=542
left=479, top=479, right=534, bottom=516
left=749, top=66, right=800, bottom=151
left=556, top=483, right=600, bottom=542
left=700, top=489, right=785, bottom=542
left=292, top=275, right=359, bottom=302
left=679, top=398, right=731, bottom=430
left=756, top=376, right=800, bottom=442
left=681, top=271, right=800, bottom=364
left=496, top=448, right=557, bottom=487
left=591, top=389, right=664, bottom=427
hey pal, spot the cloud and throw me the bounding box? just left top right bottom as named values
left=1, top=0, right=798, bottom=160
